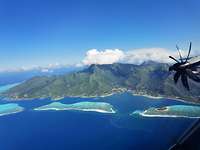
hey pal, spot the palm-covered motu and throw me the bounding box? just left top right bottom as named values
left=169, top=42, right=200, bottom=90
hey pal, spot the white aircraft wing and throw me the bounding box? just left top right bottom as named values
left=180, top=56, right=200, bottom=68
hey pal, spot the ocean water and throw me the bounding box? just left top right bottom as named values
left=0, top=93, right=198, bottom=150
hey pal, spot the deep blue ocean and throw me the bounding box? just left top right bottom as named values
left=0, top=93, right=198, bottom=150
left=0, top=73, right=198, bottom=150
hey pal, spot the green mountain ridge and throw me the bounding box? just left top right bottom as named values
left=3, top=62, right=200, bottom=103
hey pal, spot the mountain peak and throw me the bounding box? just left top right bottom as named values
left=141, top=60, right=160, bottom=66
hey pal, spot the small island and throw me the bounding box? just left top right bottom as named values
left=0, top=103, right=24, bottom=116
left=131, top=105, right=200, bottom=118
left=34, top=101, right=116, bottom=113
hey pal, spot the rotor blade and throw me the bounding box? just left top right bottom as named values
left=169, top=56, right=180, bottom=63
left=176, top=45, right=183, bottom=62
left=185, top=42, right=192, bottom=62
left=174, top=71, right=181, bottom=84
left=186, top=69, right=200, bottom=82
left=181, top=74, right=190, bottom=90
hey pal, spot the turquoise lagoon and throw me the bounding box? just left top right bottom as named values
left=0, top=103, right=24, bottom=116
left=0, top=83, right=20, bottom=93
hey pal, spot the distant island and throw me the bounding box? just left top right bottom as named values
left=34, top=102, right=116, bottom=113
left=2, top=62, right=200, bottom=103
left=131, top=105, right=200, bottom=118
left=0, top=103, right=24, bottom=116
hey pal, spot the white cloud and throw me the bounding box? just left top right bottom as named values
left=82, top=49, right=125, bottom=65
left=81, top=48, right=192, bottom=65
left=124, top=48, right=189, bottom=64
left=193, top=49, right=200, bottom=56
left=0, top=63, right=71, bottom=73
left=1, top=47, right=197, bottom=73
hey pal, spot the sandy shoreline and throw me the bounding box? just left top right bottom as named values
left=2, top=91, right=200, bottom=105
left=0, top=109, right=24, bottom=116
left=139, top=112, right=200, bottom=119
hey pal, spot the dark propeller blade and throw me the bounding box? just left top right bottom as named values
left=186, top=69, right=200, bottom=82
left=185, top=42, right=192, bottom=62
left=169, top=56, right=180, bottom=63
left=176, top=45, right=183, bottom=62
left=174, top=71, right=181, bottom=84
left=181, top=74, right=190, bottom=90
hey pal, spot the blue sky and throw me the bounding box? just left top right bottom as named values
left=0, top=0, right=200, bottom=70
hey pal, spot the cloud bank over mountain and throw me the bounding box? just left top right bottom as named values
left=124, top=48, right=188, bottom=64
left=82, top=49, right=125, bottom=65
left=1, top=46, right=198, bottom=73
left=82, top=48, right=191, bottom=65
